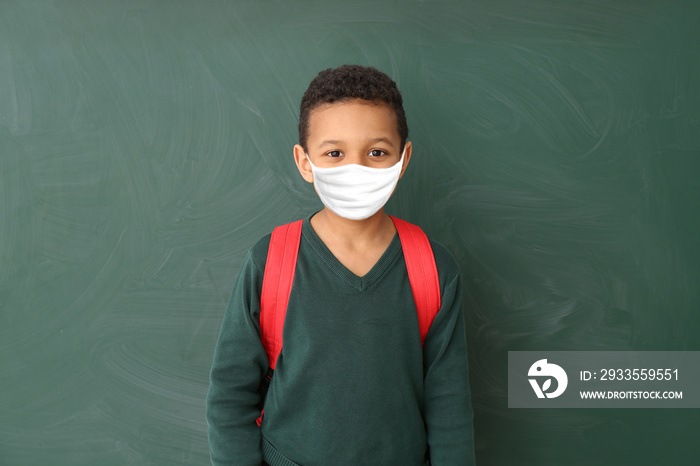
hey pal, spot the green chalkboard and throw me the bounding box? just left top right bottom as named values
left=2, top=1, right=699, bottom=464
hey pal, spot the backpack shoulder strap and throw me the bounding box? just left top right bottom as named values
left=260, top=219, right=303, bottom=370
left=389, top=216, right=441, bottom=346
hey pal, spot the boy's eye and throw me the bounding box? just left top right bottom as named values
left=327, top=150, right=343, bottom=158
left=368, top=149, right=387, bottom=157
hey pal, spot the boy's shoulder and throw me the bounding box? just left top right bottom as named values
left=248, top=231, right=273, bottom=272
left=427, top=238, right=461, bottom=286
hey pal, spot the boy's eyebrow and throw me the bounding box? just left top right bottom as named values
left=317, top=138, right=396, bottom=149
left=317, top=139, right=342, bottom=149
left=368, top=137, right=396, bottom=148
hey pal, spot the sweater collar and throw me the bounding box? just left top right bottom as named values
left=301, top=212, right=401, bottom=291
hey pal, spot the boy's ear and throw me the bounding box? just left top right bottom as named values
left=398, top=141, right=412, bottom=180
left=294, top=144, right=314, bottom=183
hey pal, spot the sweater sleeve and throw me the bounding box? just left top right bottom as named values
left=422, top=250, right=476, bottom=465
left=206, top=249, right=269, bottom=466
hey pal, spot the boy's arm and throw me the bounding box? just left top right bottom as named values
left=206, top=250, right=268, bottom=466
left=422, top=268, right=477, bottom=465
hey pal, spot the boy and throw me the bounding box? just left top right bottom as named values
left=206, top=65, right=475, bottom=465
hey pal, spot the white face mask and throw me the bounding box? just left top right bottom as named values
left=306, top=147, right=406, bottom=220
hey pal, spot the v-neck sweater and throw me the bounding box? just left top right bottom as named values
left=206, top=215, right=475, bottom=466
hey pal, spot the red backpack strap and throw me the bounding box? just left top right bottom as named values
left=389, top=216, right=441, bottom=346
left=260, top=220, right=303, bottom=370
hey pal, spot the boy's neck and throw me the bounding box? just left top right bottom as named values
left=310, top=208, right=396, bottom=248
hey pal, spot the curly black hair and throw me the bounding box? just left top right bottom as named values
left=298, top=65, right=408, bottom=151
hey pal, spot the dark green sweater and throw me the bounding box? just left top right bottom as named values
left=206, top=215, right=475, bottom=465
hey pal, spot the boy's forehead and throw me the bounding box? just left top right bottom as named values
left=307, top=99, right=400, bottom=145
left=311, top=98, right=386, bottom=111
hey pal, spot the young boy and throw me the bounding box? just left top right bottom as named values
left=206, top=65, right=475, bottom=465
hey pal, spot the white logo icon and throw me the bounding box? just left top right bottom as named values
left=528, top=359, right=568, bottom=398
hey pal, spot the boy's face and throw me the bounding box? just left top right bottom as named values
left=294, top=99, right=411, bottom=183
